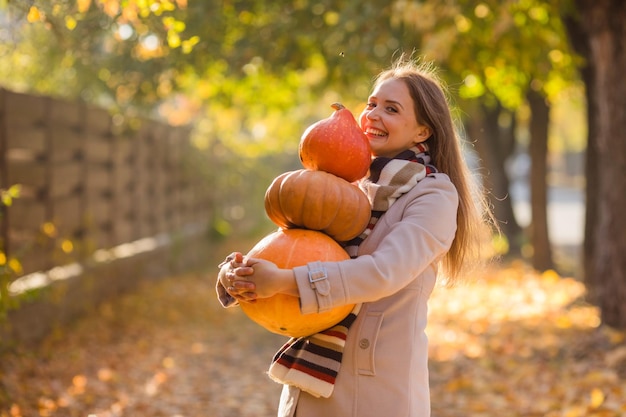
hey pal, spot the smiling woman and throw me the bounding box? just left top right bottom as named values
left=360, top=78, right=432, bottom=158
left=217, top=54, right=496, bottom=417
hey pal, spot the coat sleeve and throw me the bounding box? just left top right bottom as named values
left=293, top=174, right=459, bottom=314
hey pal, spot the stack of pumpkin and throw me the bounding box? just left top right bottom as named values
left=239, top=103, right=372, bottom=337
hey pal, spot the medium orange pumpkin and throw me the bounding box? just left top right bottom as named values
left=299, top=103, right=371, bottom=183
left=239, top=228, right=354, bottom=337
left=264, top=169, right=371, bottom=242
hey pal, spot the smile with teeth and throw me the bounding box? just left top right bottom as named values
left=366, top=127, right=387, bottom=137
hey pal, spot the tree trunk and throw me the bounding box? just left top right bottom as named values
left=466, top=102, right=523, bottom=256
left=564, top=0, right=626, bottom=329
left=526, top=89, right=553, bottom=271
left=562, top=8, right=599, bottom=303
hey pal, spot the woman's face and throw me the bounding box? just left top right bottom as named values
left=359, top=78, right=431, bottom=158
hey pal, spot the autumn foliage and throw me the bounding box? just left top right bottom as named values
left=1, top=262, right=625, bottom=416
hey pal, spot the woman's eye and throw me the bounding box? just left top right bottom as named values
left=366, top=102, right=376, bottom=109
left=386, top=106, right=398, bottom=113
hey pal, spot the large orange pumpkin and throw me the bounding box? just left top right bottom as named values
left=264, top=169, right=371, bottom=242
left=299, top=103, right=371, bottom=183
left=239, top=228, right=354, bottom=337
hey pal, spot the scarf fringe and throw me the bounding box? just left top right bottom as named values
left=268, top=304, right=361, bottom=398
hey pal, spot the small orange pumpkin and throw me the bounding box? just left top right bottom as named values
left=264, top=169, right=370, bottom=242
left=239, top=228, right=355, bottom=337
left=299, top=103, right=371, bottom=183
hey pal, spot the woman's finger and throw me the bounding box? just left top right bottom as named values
left=232, top=292, right=257, bottom=303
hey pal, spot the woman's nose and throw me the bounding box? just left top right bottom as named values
left=366, top=108, right=379, bottom=120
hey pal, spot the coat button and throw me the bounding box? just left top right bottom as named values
left=359, top=338, right=370, bottom=349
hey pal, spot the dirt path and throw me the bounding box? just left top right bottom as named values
left=1, top=272, right=285, bottom=417
left=2, top=263, right=625, bottom=417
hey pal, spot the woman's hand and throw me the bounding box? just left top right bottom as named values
left=218, top=252, right=257, bottom=303
left=217, top=252, right=298, bottom=302
left=243, top=258, right=298, bottom=299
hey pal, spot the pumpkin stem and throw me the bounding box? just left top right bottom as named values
left=331, top=102, right=345, bottom=111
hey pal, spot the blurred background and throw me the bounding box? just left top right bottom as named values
left=1, top=1, right=626, bottom=416
left=0, top=0, right=599, bottom=338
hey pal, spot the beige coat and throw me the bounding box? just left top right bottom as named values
left=279, top=173, right=458, bottom=417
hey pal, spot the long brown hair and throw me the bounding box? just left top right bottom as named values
left=373, top=56, right=495, bottom=282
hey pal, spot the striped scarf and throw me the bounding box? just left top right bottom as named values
left=345, top=142, right=438, bottom=258
left=267, top=143, right=437, bottom=398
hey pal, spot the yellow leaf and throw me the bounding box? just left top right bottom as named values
left=8, top=258, right=22, bottom=275
left=1, top=193, right=11, bottom=206
left=167, top=31, right=181, bottom=48
left=181, top=35, right=199, bottom=54
left=562, top=406, right=586, bottom=417
left=97, top=368, right=114, bottom=381
left=98, top=0, right=120, bottom=17
left=73, top=374, right=87, bottom=388
left=154, top=371, right=167, bottom=383
left=77, top=0, right=92, bottom=13
left=555, top=314, right=572, bottom=329
left=541, top=269, right=560, bottom=283
left=9, top=405, right=21, bottom=416
left=7, top=184, right=21, bottom=197
left=162, top=357, right=175, bottom=368
left=42, top=222, right=57, bottom=238
left=589, top=387, right=605, bottom=409
left=65, top=16, right=77, bottom=30
left=0, top=251, right=6, bottom=265
left=61, top=239, right=74, bottom=254
left=27, top=6, right=42, bottom=22
left=444, top=376, right=472, bottom=392
left=161, top=0, right=176, bottom=12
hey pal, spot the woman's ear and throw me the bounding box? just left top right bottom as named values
left=415, top=126, right=432, bottom=143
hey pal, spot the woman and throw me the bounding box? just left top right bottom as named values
left=217, top=56, right=493, bottom=417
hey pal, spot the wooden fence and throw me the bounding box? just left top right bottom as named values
left=0, top=89, right=215, bottom=344
left=0, top=88, right=211, bottom=279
